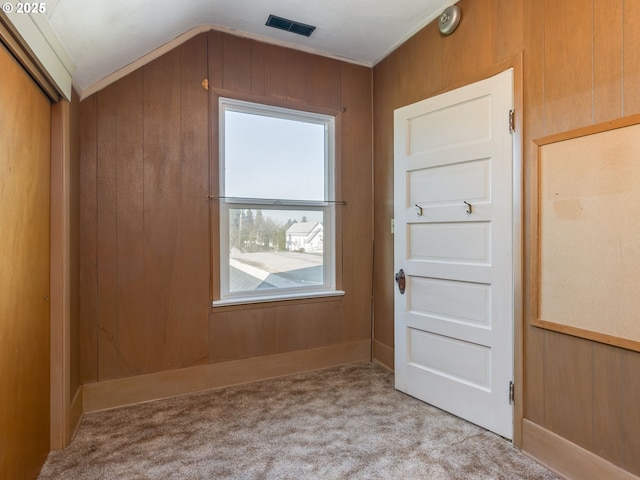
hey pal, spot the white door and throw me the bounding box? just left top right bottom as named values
left=394, top=69, right=515, bottom=439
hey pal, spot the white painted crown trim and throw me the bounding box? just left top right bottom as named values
left=5, top=10, right=75, bottom=100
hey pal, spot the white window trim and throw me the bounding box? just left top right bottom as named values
left=216, top=97, right=339, bottom=306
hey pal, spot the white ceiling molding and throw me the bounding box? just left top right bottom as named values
left=4, top=11, right=75, bottom=100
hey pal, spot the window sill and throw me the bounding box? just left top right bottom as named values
left=212, top=290, right=345, bottom=308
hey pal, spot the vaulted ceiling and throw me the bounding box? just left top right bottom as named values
left=43, top=0, right=456, bottom=92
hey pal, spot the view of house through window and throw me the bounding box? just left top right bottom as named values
left=219, top=98, right=336, bottom=302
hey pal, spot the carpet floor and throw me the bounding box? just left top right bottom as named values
left=38, top=363, right=558, bottom=479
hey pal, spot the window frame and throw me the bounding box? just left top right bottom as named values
left=213, top=97, right=343, bottom=306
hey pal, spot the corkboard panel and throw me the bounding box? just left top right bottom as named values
left=534, top=115, right=640, bottom=352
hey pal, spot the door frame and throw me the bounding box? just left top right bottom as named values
left=1, top=13, right=80, bottom=451
left=392, top=56, right=524, bottom=446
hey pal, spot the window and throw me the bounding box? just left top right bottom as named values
left=215, top=98, right=341, bottom=305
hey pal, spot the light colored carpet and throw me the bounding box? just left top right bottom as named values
left=39, top=363, right=558, bottom=479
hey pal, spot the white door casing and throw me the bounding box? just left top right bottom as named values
left=394, top=69, right=515, bottom=439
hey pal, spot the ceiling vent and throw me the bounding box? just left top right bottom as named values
left=266, top=14, right=316, bottom=37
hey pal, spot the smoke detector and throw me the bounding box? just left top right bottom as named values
left=438, top=5, right=462, bottom=35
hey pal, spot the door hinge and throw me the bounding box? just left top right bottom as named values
left=509, top=109, right=515, bottom=133
left=509, top=381, right=515, bottom=404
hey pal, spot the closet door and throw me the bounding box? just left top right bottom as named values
left=0, top=42, right=52, bottom=479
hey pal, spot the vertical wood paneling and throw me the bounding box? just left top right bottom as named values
left=250, top=41, right=266, bottom=97
left=622, top=349, right=640, bottom=475
left=96, top=85, right=119, bottom=381
left=371, top=56, right=396, bottom=351
left=79, top=95, right=99, bottom=384
left=179, top=35, right=210, bottom=368
left=422, top=26, right=445, bottom=97
left=115, top=70, right=145, bottom=377
left=276, top=302, right=342, bottom=352
left=469, top=0, right=496, bottom=73
left=81, top=31, right=372, bottom=383
left=210, top=308, right=277, bottom=362
left=208, top=30, right=223, bottom=90
left=523, top=0, right=545, bottom=136
left=210, top=301, right=344, bottom=362
left=51, top=99, right=69, bottom=450
left=441, top=0, right=477, bottom=87
left=340, top=63, right=373, bottom=342
left=308, top=56, right=342, bottom=109
left=222, top=35, right=251, bottom=93
left=264, top=44, right=287, bottom=100
left=286, top=49, right=308, bottom=104
left=523, top=328, right=546, bottom=423
left=395, top=30, right=427, bottom=106
left=543, top=334, right=593, bottom=452
left=495, top=0, right=524, bottom=64
left=543, top=0, right=593, bottom=133
left=69, top=89, right=82, bottom=400
left=143, top=49, right=183, bottom=373
left=522, top=0, right=546, bottom=426
left=592, top=343, right=624, bottom=466
left=593, top=0, right=623, bottom=123
left=208, top=39, right=222, bottom=303
left=383, top=25, right=434, bottom=108
left=623, top=0, right=640, bottom=115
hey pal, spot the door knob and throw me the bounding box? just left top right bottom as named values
left=395, top=269, right=406, bottom=294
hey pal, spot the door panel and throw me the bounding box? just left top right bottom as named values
left=409, top=277, right=491, bottom=324
left=394, top=69, right=514, bottom=439
left=408, top=329, right=491, bottom=388
left=409, top=223, right=490, bottom=263
left=407, top=95, right=492, bottom=154
left=0, top=43, right=51, bottom=478
left=408, top=158, right=491, bottom=206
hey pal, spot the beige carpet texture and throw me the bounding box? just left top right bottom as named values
left=39, top=363, right=558, bottom=479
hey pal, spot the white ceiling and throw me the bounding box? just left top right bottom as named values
left=44, top=0, right=456, bottom=92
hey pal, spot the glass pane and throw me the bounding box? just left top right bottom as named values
left=228, top=208, right=324, bottom=293
left=224, top=110, right=326, bottom=201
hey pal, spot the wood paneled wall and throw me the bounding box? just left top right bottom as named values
left=80, top=34, right=211, bottom=382
left=50, top=89, right=83, bottom=450
left=523, top=1, right=640, bottom=474
left=79, top=32, right=373, bottom=382
left=69, top=89, right=81, bottom=415
left=372, top=0, right=640, bottom=475
left=206, top=32, right=373, bottom=363
left=0, top=43, right=51, bottom=479
left=371, top=0, right=523, bottom=366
